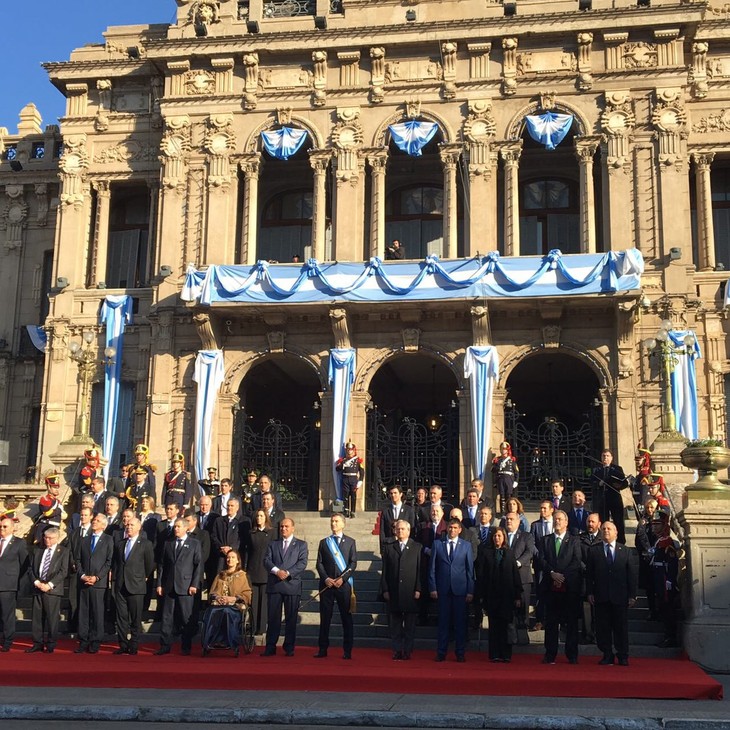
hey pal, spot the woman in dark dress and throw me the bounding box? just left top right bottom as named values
left=245, top=508, right=274, bottom=635
left=477, top=526, right=523, bottom=662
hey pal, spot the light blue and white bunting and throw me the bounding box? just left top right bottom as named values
left=193, top=350, right=226, bottom=485
left=668, top=330, right=701, bottom=440
left=388, top=120, right=439, bottom=156
left=524, top=111, right=574, bottom=150
left=261, top=127, right=308, bottom=160
left=25, top=325, right=47, bottom=353
left=464, top=346, right=500, bottom=480
left=329, top=348, right=356, bottom=501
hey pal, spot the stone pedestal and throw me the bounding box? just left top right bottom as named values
left=649, top=433, right=695, bottom=507
left=677, top=493, right=730, bottom=673
left=50, top=435, right=99, bottom=503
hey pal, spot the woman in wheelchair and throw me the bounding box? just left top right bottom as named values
left=202, top=550, right=253, bottom=654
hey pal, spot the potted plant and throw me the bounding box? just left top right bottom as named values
left=680, top=438, right=730, bottom=490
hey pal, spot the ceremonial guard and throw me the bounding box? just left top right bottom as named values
left=335, top=441, right=364, bottom=519
left=126, top=444, right=156, bottom=501
left=76, top=447, right=101, bottom=496
left=649, top=512, right=680, bottom=648
left=491, top=441, right=519, bottom=514
left=127, top=467, right=155, bottom=512
left=33, top=474, right=66, bottom=545
left=197, top=466, right=220, bottom=498
left=162, top=452, right=193, bottom=510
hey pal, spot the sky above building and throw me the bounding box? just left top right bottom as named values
left=1, top=1, right=176, bottom=132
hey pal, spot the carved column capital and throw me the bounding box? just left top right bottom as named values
left=329, top=307, right=351, bottom=349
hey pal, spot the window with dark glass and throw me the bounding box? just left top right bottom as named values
left=260, top=189, right=313, bottom=262
left=519, top=178, right=580, bottom=255
left=106, top=185, right=151, bottom=288
left=385, top=185, right=444, bottom=259
left=711, top=166, right=730, bottom=269
left=3, top=145, right=17, bottom=161
left=31, top=142, right=45, bottom=160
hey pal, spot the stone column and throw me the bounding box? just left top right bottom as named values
left=239, top=153, right=261, bottom=265
left=678, top=494, right=730, bottom=672
left=439, top=144, right=461, bottom=259
left=693, top=151, right=716, bottom=271
left=574, top=137, right=600, bottom=254
left=349, top=390, right=369, bottom=513
left=317, top=390, right=334, bottom=510
left=500, top=143, right=522, bottom=256
left=366, top=148, right=388, bottom=259
left=309, top=150, right=331, bottom=261
left=90, top=181, right=111, bottom=286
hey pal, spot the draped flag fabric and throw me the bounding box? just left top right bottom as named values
left=26, top=325, right=47, bottom=353
left=668, top=330, right=701, bottom=440
left=328, top=348, right=356, bottom=501
left=193, top=350, right=226, bottom=485
left=99, top=295, right=133, bottom=478
left=524, top=111, right=574, bottom=150
left=182, top=249, right=644, bottom=306
left=388, top=120, right=439, bottom=156
left=261, top=126, right=308, bottom=160
left=464, top=346, right=500, bottom=480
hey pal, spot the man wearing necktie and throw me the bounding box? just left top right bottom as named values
left=380, top=520, right=421, bottom=660
left=0, top=517, right=29, bottom=652
left=379, top=485, right=415, bottom=555
left=568, top=491, right=590, bottom=536
left=529, top=501, right=555, bottom=630
left=429, top=519, right=474, bottom=662
left=65, top=504, right=93, bottom=635
left=586, top=520, right=637, bottom=666
left=75, top=513, right=114, bottom=654
left=112, top=517, right=154, bottom=655
left=536, top=510, right=582, bottom=664
left=579, top=512, right=602, bottom=643
left=155, top=518, right=202, bottom=655
left=314, top=514, right=357, bottom=659
left=502, top=512, right=535, bottom=630
left=590, top=449, right=628, bottom=544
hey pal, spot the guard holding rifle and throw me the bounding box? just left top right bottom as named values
left=590, top=449, right=628, bottom=544
left=162, top=452, right=193, bottom=510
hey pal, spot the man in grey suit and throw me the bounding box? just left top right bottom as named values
left=155, top=518, right=202, bottom=656
left=262, top=517, right=308, bottom=657
left=0, top=517, right=29, bottom=651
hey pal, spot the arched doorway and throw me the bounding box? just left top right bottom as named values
left=365, top=354, right=459, bottom=508
left=504, top=352, right=602, bottom=500
left=232, top=356, right=321, bottom=509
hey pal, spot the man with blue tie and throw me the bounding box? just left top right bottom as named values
left=0, top=517, right=29, bottom=652
left=568, top=491, right=590, bottom=535
left=262, top=517, right=308, bottom=657
left=461, top=488, right=482, bottom=529
left=429, top=518, right=474, bottom=662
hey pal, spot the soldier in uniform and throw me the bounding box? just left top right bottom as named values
left=197, top=466, right=221, bottom=498
left=335, top=441, right=364, bottom=519
left=33, top=474, right=66, bottom=545
left=76, top=447, right=101, bottom=497
left=491, top=441, right=519, bottom=515
left=126, top=444, right=157, bottom=502
left=162, top=452, right=193, bottom=510
left=649, top=511, right=680, bottom=648
left=127, top=467, right=155, bottom=512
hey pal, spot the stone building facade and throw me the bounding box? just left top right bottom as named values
left=1, top=0, right=730, bottom=509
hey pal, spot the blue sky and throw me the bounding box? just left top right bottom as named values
left=1, top=1, right=177, bottom=132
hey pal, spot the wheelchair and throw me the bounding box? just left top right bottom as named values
left=200, top=602, right=255, bottom=657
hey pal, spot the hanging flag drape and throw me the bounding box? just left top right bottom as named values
left=25, top=325, right=47, bottom=353
left=193, top=350, right=225, bottom=485
left=99, top=295, right=133, bottom=477
left=668, top=330, right=701, bottom=440
left=329, top=348, right=356, bottom=501
left=261, top=127, right=308, bottom=160
left=524, top=111, right=574, bottom=150
left=388, top=120, right=439, bottom=156
left=464, top=346, right=500, bottom=480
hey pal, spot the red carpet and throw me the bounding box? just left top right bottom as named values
left=1, top=639, right=721, bottom=700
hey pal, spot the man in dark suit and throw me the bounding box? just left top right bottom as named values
left=0, top=516, right=29, bottom=651
left=75, top=513, right=114, bottom=653
left=428, top=518, right=475, bottom=662
left=261, top=492, right=285, bottom=531
left=113, top=516, right=154, bottom=655
left=503, top=511, right=535, bottom=627
left=212, top=498, right=249, bottom=571
left=579, top=512, right=602, bottom=643
left=548, top=480, right=570, bottom=514
left=536, top=510, right=583, bottom=664
left=590, top=449, right=628, bottom=544
left=155, top=518, right=202, bottom=655
left=314, top=514, right=357, bottom=659
left=530, top=500, right=555, bottom=630
left=196, top=495, right=219, bottom=590
left=568, top=490, right=590, bottom=535
left=262, top=517, right=308, bottom=657
left=460, top=488, right=483, bottom=529
left=212, top=478, right=235, bottom=515
left=587, top=520, right=637, bottom=666
left=155, top=503, right=180, bottom=563
left=380, top=519, right=421, bottom=660
left=184, top=509, right=210, bottom=616
left=26, top=527, right=70, bottom=653
left=65, top=504, right=93, bottom=635
left=416, top=504, right=448, bottom=625
left=380, top=486, right=416, bottom=554
left=90, top=477, right=112, bottom=515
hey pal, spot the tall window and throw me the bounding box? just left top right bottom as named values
left=711, top=166, right=730, bottom=269
left=106, top=186, right=150, bottom=288
left=260, top=189, right=313, bottom=262
left=385, top=185, right=444, bottom=259
left=519, top=178, right=580, bottom=255
left=90, top=381, right=136, bottom=473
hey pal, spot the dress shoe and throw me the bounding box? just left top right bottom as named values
left=128, top=648, right=138, bottom=656
left=25, top=645, right=43, bottom=654
left=113, top=648, right=128, bottom=655
left=541, top=656, right=556, bottom=664
left=435, top=654, right=446, bottom=662
left=313, top=651, right=328, bottom=658
left=0, top=644, right=11, bottom=653
left=74, top=645, right=88, bottom=654
left=88, top=646, right=99, bottom=654
left=392, top=651, right=403, bottom=661
left=402, top=652, right=411, bottom=660
left=46, top=646, right=54, bottom=654
left=568, top=657, right=578, bottom=665
left=456, top=655, right=466, bottom=663
left=598, top=655, right=614, bottom=665
left=154, top=647, right=171, bottom=656
left=618, top=658, right=629, bottom=666
left=181, top=647, right=191, bottom=656
left=261, top=649, right=276, bottom=657
left=284, top=650, right=295, bottom=657
left=343, top=652, right=352, bottom=660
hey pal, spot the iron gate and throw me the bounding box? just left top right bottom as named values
left=232, top=414, right=320, bottom=509
left=365, top=407, right=459, bottom=510
left=505, top=407, right=601, bottom=501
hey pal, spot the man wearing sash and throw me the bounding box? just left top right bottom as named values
left=314, top=514, right=357, bottom=659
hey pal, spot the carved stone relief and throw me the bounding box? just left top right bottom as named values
left=243, top=53, right=259, bottom=110
left=501, top=37, right=518, bottom=96
left=59, top=135, right=89, bottom=208
left=184, top=69, right=215, bottom=95
left=441, top=42, right=457, bottom=100
left=542, top=325, right=561, bottom=348
left=369, top=47, right=385, bottom=104
left=267, top=331, right=285, bottom=352
left=402, top=328, right=421, bottom=352
left=384, top=59, right=442, bottom=84
left=312, top=51, right=327, bottom=107
left=329, top=307, right=351, bottom=349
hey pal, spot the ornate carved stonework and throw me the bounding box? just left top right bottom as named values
left=243, top=53, right=259, bottom=110
left=441, top=42, right=457, bottom=100
left=384, top=59, right=442, bottom=85
left=369, top=47, right=385, bottom=104
left=463, top=99, right=496, bottom=143
left=59, top=135, right=90, bottom=208
left=312, top=51, right=327, bottom=107
left=692, top=109, right=730, bottom=134
left=652, top=88, right=688, bottom=171
left=501, top=37, right=518, bottom=96
left=204, top=114, right=236, bottom=189
left=329, top=307, right=351, bottom=349
left=623, top=42, right=658, bottom=69
left=542, top=325, right=561, bottom=348
left=258, top=66, right=313, bottom=90
left=402, top=328, right=421, bottom=352
left=405, top=99, right=421, bottom=119
left=35, top=184, right=49, bottom=227
left=267, top=331, right=285, bottom=352
left=333, top=108, right=363, bottom=186
left=600, top=91, right=635, bottom=173
left=188, top=0, right=219, bottom=30
left=184, top=69, right=215, bottom=95
left=577, top=32, right=593, bottom=91
left=193, top=312, right=219, bottom=350
left=690, top=42, right=709, bottom=99
left=470, top=305, right=491, bottom=346
left=1, top=192, right=28, bottom=252
left=160, top=116, right=192, bottom=192
left=93, top=141, right=157, bottom=164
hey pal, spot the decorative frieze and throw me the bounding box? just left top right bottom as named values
left=467, top=42, right=491, bottom=80
left=312, top=51, right=327, bottom=107
left=337, top=51, right=360, bottom=87
left=577, top=32, right=593, bottom=91
left=93, top=141, right=157, bottom=164
left=501, top=37, right=518, bottom=96
left=600, top=91, right=635, bottom=174
left=184, top=69, right=215, bottom=95
left=692, top=109, right=730, bottom=134
left=651, top=88, right=687, bottom=171
left=243, top=53, right=259, bottom=110
left=370, top=47, right=385, bottom=104
left=441, top=42, right=457, bottom=100
left=211, top=57, right=235, bottom=94
left=58, top=135, right=89, bottom=208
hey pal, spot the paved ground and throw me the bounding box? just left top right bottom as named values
left=0, top=679, right=728, bottom=729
